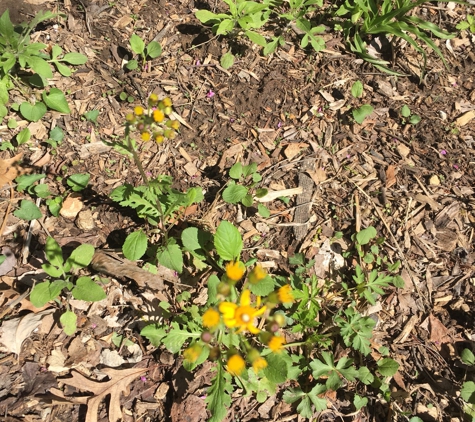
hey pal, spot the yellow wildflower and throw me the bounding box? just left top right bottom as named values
left=268, top=335, right=285, bottom=352
left=227, top=354, right=245, bottom=376
left=183, top=343, right=202, bottom=363
left=248, top=265, right=267, bottom=285
left=252, top=356, right=268, bottom=373
left=148, top=93, right=158, bottom=105
left=162, top=97, right=172, bottom=107
left=153, top=109, right=164, bottom=123
left=134, top=106, right=144, bottom=116
left=125, top=113, right=135, bottom=123
left=278, top=285, right=294, bottom=304
left=170, top=120, right=180, bottom=130
left=141, top=131, right=151, bottom=141
left=225, top=261, right=245, bottom=281
left=154, top=134, right=164, bottom=144
left=219, top=289, right=266, bottom=334
left=202, top=308, right=220, bottom=329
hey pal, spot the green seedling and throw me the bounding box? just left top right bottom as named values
left=334, top=0, right=458, bottom=75
left=349, top=80, right=374, bottom=124
left=84, top=109, right=99, bottom=124
left=45, top=126, right=65, bottom=150
left=0, top=10, right=86, bottom=122
left=125, top=34, right=162, bottom=70
left=29, top=237, right=105, bottom=335
left=456, top=14, right=475, bottom=33
left=119, top=91, right=135, bottom=102
left=222, top=162, right=270, bottom=217
left=400, top=105, right=421, bottom=125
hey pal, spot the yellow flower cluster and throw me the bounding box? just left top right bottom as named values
left=125, top=95, right=180, bottom=144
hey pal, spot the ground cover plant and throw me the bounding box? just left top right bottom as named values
left=0, top=0, right=474, bottom=421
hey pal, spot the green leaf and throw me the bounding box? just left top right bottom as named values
left=7, top=119, right=17, bottom=129
left=30, top=280, right=65, bottom=307
left=258, top=204, right=270, bottom=218
left=214, top=221, right=243, bottom=261
left=250, top=275, right=275, bottom=296
left=60, top=311, right=77, bottom=335
left=157, top=242, right=183, bottom=273
left=15, top=174, right=46, bottom=192
left=13, top=200, right=42, bottom=220
left=377, top=358, right=399, bottom=376
left=461, top=381, right=475, bottom=403
left=125, top=59, right=138, bottom=70
left=67, top=173, right=90, bottom=191
left=47, top=197, right=62, bottom=217
left=352, top=104, right=374, bottom=124
left=45, top=236, right=63, bottom=268
left=207, top=274, right=220, bottom=306
left=401, top=104, right=411, bottom=117
left=54, top=62, right=72, bottom=77
left=111, top=332, right=134, bottom=347
left=71, top=276, right=107, bottom=301
left=16, top=127, right=31, bottom=145
left=241, top=194, right=253, bottom=207
left=84, top=109, right=99, bottom=123
left=33, top=184, right=52, bottom=198
left=140, top=324, right=167, bottom=347
left=0, top=10, right=14, bottom=40
left=351, top=80, right=363, bottom=98
left=245, top=30, right=267, bottom=47
left=229, top=162, right=243, bottom=179
left=216, top=19, right=234, bottom=35
left=354, top=394, right=368, bottom=410
left=264, top=353, right=288, bottom=384
left=26, top=56, right=53, bottom=79
left=356, top=226, right=377, bottom=245
left=42, top=88, right=70, bottom=114
left=409, top=114, right=421, bottom=125
left=222, top=184, right=248, bottom=204
left=220, top=52, right=234, bottom=69
left=206, top=364, right=232, bottom=422
left=129, top=33, right=145, bottom=55
left=195, top=9, right=223, bottom=24
left=357, top=366, right=374, bottom=384
left=462, top=349, right=475, bottom=366
left=61, top=52, right=87, bottom=65
left=123, top=230, right=148, bottom=260
left=146, top=41, right=162, bottom=59
left=19, top=102, right=47, bottom=122
left=162, top=322, right=200, bottom=353
left=65, top=243, right=95, bottom=271
left=0, top=81, right=8, bottom=105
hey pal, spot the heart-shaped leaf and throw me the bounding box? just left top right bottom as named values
left=19, top=101, right=47, bottom=122
left=42, top=88, right=70, bottom=113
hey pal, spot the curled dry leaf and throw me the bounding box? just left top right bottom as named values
left=0, top=308, right=55, bottom=355
left=0, top=153, right=24, bottom=187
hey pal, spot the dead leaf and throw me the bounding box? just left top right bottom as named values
left=0, top=153, right=23, bottom=187
left=455, top=110, right=475, bottom=126
left=0, top=308, right=55, bottom=355
left=56, top=366, right=148, bottom=422
left=284, top=143, right=307, bottom=160
left=307, top=167, right=327, bottom=184
left=429, top=314, right=451, bottom=345
left=385, top=165, right=396, bottom=188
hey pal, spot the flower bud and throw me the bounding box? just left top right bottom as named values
left=217, top=281, right=231, bottom=297
left=201, top=331, right=212, bottom=343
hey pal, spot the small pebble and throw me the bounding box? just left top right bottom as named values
left=76, top=209, right=95, bottom=231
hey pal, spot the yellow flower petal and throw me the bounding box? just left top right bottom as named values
left=227, top=354, right=245, bottom=376
left=226, top=261, right=245, bottom=281
left=134, top=106, right=144, bottom=116
left=278, top=285, right=294, bottom=304
left=268, top=335, right=286, bottom=353
left=202, top=308, right=220, bottom=329
left=252, top=357, right=267, bottom=373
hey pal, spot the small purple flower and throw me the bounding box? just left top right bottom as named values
left=440, top=149, right=447, bottom=155
left=277, top=121, right=283, bottom=128
left=206, top=90, right=215, bottom=99
left=91, top=323, right=97, bottom=329
left=141, top=376, right=147, bottom=382
left=195, top=60, right=201, bottom=66
left=454, top=164, right=459, bottom=169
left=346, top=154, right=351, bottom=160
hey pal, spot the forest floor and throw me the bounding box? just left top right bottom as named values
left=0, top=0, right=475, bottom=421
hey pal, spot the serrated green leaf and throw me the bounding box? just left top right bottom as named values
left=220, top=52, right=234, bottom=69
left=222, top=184, right=248, bottom=204
left=123, top=230, right=148, bottom=260
left=206, top=364, right=232, bottom=422
left=162, top=322, right=200, bottom=353
left=72, top=276, right=106, bottom=302
left=60, top=311, right=77, bottom=335
left=42, top=88, right=70, bottom=114
left=140, top=324, right=167, bottom=347
left=229, top=162, right=243, bottom=179
left=157, top=242, right=183, bottom=273
left=352, top=104, right=374, bottom=125
left=30, top=280, right=66, bottom=307
left=354, top=394, right=368, bottom=410
left=377, top=358, right=399, bottom=376
left=357, top=366, right=374, bottom=384
left=207, top=274, right=220, bottom=306
left=241, top=194, right=253, bottom=207
left=65, top=243, right=95, bottom=271
left=250, top=275, right=275, bottom=296
left=13, top=200, right=42, bottom=220
left=26, top=56, right=53, bottom=79
left=214, top=221, right=243, bottom=261
left=264, top=353, right=288, bottom=384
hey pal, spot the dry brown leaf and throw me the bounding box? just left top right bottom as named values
left=385, top=165, right=396, bottom=188
left=57, top=366, right=148, bottom=422
left=0, top=153, right=24, bottom=187
left=0, top=308, right=55, bottom=355
left=284, top=143, right=307, bottom=160
left=455, top=110, right=475, bottom=126
left=307, top=168, right=326, bottom=184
